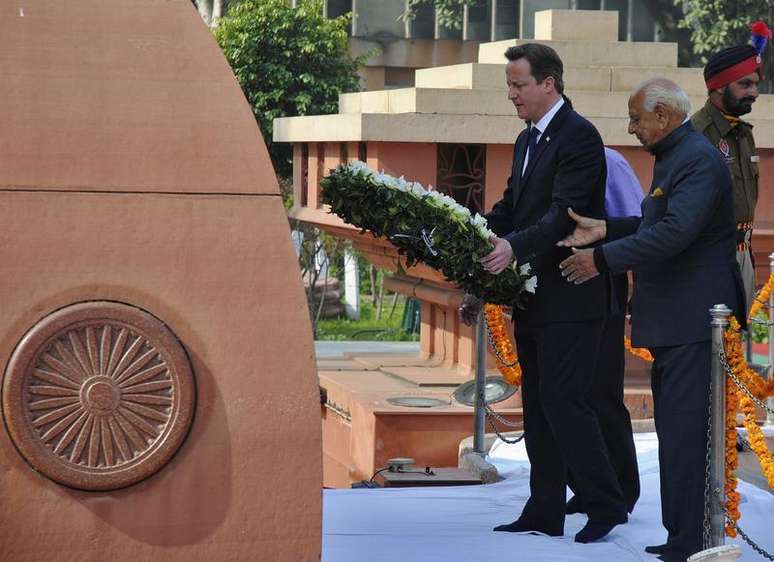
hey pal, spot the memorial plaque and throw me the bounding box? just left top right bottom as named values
left=3, top=301, right=195, bottom=490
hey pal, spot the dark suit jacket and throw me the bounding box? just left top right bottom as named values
left=486, top=98, right=607, bottom=326
left=596, top=122, right=745, bottom=348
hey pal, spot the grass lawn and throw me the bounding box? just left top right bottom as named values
left=315, top=297, right=419, bottom=341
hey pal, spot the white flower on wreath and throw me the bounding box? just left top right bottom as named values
left=524, top=275, right=538, bottom=294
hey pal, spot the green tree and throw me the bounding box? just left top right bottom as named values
left=214, top=0, right=363, bottom=176
left=676, top=0, right=774, bottom=59
left=677, top=0, right=774, bottom=91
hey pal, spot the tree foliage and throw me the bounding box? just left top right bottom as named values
left=676, top=0, right=774, bottom=59
left=214, top=0, right=363, bottom=176
left=402, top=0, right=479, bottom=30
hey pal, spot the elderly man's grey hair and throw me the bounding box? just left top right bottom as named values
left=633, top=77, right=691, bottom=117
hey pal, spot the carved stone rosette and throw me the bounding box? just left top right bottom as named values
left=2, top=301, right=195, bottom=491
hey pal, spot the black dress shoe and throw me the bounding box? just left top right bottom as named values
left=645, top=544, right=668, bottom=555
left=493, top=519, right=562, bottom=536
left=565, top=495, right=586, bottom=515
left=574, top=517, right=626, bottom=543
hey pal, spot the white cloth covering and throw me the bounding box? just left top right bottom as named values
left=323, top=432, right=774, bottom=561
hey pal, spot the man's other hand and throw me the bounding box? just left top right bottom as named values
left=559, top=248, right=599, bottom=284
left=480, top=236, right=514, bottom=274
left=557, top=208, right=606, bottom=248
left=458, top=294, right=483, bottom=327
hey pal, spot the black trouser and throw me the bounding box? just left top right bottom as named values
left=516, top=319, right=627, bottom=534
left=585, top=306, right=640, bottom=511
left=651, top=341, right=711, bottom=560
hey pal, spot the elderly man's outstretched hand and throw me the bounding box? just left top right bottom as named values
left=559, top=248, right=599, bottom=284
left=557, top=208, right=606, bottom=248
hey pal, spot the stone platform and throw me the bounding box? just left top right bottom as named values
left=317, top=342, right=654, bottom=488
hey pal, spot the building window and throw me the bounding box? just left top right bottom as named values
left=408, top=1, right=435, bottom=39
left=358, top=142, right=367, bottom=162
left=325, top=0, right=353, bottom=35
left=493, top=0, right=518, bottom=40
left=436, top=144, right=486, bottom=215
left=326, top=0, right=352, bottom=18
left=465, top=0, right=491, bottom=41
left=436, top=5, right=463, bottom=39
left=340, top=142, right=349, bottom=163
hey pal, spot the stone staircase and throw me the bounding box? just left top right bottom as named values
left=274, top=8, right=774, bottom=148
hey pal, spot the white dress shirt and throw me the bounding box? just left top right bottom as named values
left=522, top=96, right=565, bottom=174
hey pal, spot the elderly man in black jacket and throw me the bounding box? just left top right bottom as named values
left=559, top=77, right=745, bottom=562
left=461, top=42, right=627, bottom=544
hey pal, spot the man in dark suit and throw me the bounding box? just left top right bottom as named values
left=461, top=43, right=628, bottom=544
left=559, top=77, right=745, bottom=562
left=566, top=148, right=643, bottom=517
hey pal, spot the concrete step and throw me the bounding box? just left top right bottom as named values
left=478, top=38, right=678, bottom=68
left=415, top=63, right=708, bottom=95
left=415, top=63, right=613, bottom=93
left=338, top=87, right=774, bottom=123
left=274, top=111, right=774, bottom=148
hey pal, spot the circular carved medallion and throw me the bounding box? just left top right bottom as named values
left=2, top=301, right=195, bottom=490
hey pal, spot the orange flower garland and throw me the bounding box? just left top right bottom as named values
left=726, top=317, right=774, bottom=399
left=624, top=336, right=654, bottom=363
left=740, top=394, right=774, bottom=489
left=723, top=317, right=774, bottom=536
left=483, top=304, right=521, bottom=386
left=724, top=377, right=741, bottom=537
left=748, top=272, right=774, bottom=322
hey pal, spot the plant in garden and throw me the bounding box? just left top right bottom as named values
left=214, top=0, right=364, bottom=176
left=321, top=162, right=536, bottom=306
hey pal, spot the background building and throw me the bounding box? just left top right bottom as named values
left=305, top=0, right=666, bottom=89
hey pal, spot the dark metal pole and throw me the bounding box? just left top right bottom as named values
left=709, top=304, right=731, bottom=548
left=473, top=311, right=486, bottom=455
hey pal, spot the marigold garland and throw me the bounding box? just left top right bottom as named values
left=748, top=272, right=774, bottom=322
left=483, top=304, right=521, bottom=386
left=724, top=377, right=741, bottom=537
left=624, top=336, right=654, bottom=363
left=723, top=316, right=774, bottom=536
left=740, top=393, right=774, bottom=486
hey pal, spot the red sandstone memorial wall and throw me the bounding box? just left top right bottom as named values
left=0, top=1, right=321, bottom=559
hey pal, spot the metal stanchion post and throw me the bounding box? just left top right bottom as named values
left=709, top=304, right=731, bottom=548
left=768, top=253, right=774, bottom=426
left=473, top=311, right=487, bottom=455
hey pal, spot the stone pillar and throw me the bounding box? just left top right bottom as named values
left=0, top=2, right=321, bottom=560
left=343, top=248, right=361, bottom=320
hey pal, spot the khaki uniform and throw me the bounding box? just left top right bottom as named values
left=691, top=100, right=759, bottom=313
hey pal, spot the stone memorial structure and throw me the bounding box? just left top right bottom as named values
left=0, top=1, right=320, bottom=559
left=274, top=9, right=774, bottom=487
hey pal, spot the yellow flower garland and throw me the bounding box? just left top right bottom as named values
left=483, top=304, right=521, bottom=386
left=748, top=273, right=774, bottom=322
left=624, top=336, right=654, bottom=363
left=723, top=316, right=774, bottom=536
left=724, top=377, right=741, bottom=537
left=740, top=394, right=774, bottom=488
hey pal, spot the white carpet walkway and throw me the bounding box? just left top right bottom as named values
left=323, top=433, right=774, bottom=562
